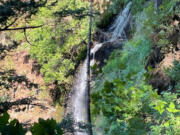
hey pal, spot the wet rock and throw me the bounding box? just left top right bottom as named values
left=91, top=40, right=123, bottom=67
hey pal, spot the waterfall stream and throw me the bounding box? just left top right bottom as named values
left=72, top=59, right=89, bottom=135
left=109, top=2, right=132, bottom=41
left=70, top=2, right=132, bottom=135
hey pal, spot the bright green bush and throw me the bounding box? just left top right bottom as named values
left=92, top=77, right=180, bottom=134
left=24, top=0, right=91, bottom=95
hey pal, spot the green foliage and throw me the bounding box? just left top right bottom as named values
left=0, top=112, right=26, bottom=135
left=135, top=0, right=179, bottom=46
left=126, top=0, right=146, bottom=14
left=92, top=1, right=180, bottom=134
left=92, top=78, right=180, bottom=134
left=102, top=37, right=150, bottom=83
left=0, top=0, right=46, bottom=28
left=166, top=60, right=180, bottom=91
left=0, top=112, right=65, bottom=135
left=91, top=36, right=152, bottom=134
left=149, top=92, right=180, bottom=135
left=0, top=0, right=92, bottom=102
left=0, top=112, right=93, bottom=135
left=31, top=118, right=63, bottom=135
left=54, top=7, right=89, bottom=20
left=23, top=0, right=91, bottom=97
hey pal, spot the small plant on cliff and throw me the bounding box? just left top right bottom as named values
left=166, top=60, right=180, bottom=92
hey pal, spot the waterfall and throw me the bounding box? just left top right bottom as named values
left=90, top=43, right=103, bottom=66
left=72, top=59, right=89, bottom=135
left=109, top=2, right=132, bottom=41
left=90, top=2, right=132, bottom=67
left=70, top=2, right=132, bottom=135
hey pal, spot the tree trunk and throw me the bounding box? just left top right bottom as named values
left=87, top=0, right=93, bottom=134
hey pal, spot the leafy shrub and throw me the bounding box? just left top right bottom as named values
left=0, top=112, right=67, bottom=135
left=91, top=36, right=151, bottom=134
left=166, top=60, right=180, bottom=91
left=103, top=36, right=150, bottom=83
left=24, top=0, right=90, bottom=97
left=92, top=78, right=180, bottom=134
left=31, top=118, right=63, bottom=135
left=0, top=112, right=26, bottom=135
left=91, top=1, right=180, bottom=133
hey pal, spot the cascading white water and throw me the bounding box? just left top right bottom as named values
left=90, top=43, right=103, bottom=66
left=90, top=2, right=132, bottom=67
left=72, top=59, right=89, bottom=135
left=109, top=2, right=132, bottom=41
left=71, top=2, right=132, bottom=135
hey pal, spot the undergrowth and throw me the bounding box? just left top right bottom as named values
left=91, top=0, right=180, bottom=134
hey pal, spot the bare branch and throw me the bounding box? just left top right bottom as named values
left=3, top=17, right=19, bottom=30
left=0, top=25, right=43, bottom=31
left=23, top=29, right=34, bottom=46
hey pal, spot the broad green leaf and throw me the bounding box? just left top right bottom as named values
left=166, top=102, right=180, bottom=113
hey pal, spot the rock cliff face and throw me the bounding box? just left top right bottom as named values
left=0, top=32, right=62, bottom=127
left=91, top=40, right=123, bottom=67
